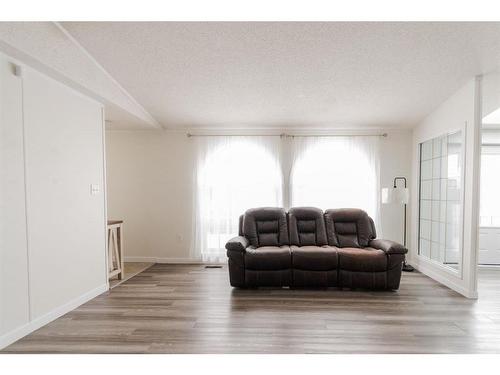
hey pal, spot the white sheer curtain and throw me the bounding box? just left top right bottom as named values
left=289, top=136, right=381, bottom=231
left=192, top=136, right=283, bottom=262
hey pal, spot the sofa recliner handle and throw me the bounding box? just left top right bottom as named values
left=369, top=239, right=408, bottom=255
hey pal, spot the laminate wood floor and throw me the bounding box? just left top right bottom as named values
left=109, top=262, right=154, bottom=289
left=3, top=265, right=500, bottom=354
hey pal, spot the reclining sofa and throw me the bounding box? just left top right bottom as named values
left=225, top=207, right=407, bottom=290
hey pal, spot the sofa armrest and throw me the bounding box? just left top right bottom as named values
left=369, top=239, right=407, bottom=254
left=225, top=236, right=249, bottom=253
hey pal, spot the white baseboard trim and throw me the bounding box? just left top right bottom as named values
left=0, top=283, right=108, bottom=350
left=124, top=256, right=227, bottom=265
left=124, top=256, right=207, bottom=264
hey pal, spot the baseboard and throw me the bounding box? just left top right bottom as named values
left=0, top=283, right=108, bottom=350
left=124, top=256, right=211, bottom=264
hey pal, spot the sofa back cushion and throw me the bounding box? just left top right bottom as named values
left=324, top=208, right=375, bottom=248
left=288, top=207, right=327, bottom=246
left=243, top=207, right=289, bottom=247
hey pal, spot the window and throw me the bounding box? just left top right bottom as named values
left=418, top=131, right=463, bottom=270
left=193, top=136, right=282, bottom=262
left=193, top=135, right=382, bottom=261
left=289, top=136, right=380, bottom=227
left=480, top=146, right=500, bottom=227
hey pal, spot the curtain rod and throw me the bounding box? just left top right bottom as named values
left=186, top=133, right=388, bottom=138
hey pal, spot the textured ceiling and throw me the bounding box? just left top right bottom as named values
left=61, top=22, right=500, bottom=130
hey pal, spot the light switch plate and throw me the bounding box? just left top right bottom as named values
left=13, top=64, right=22, bottom=77
left=90, top=184, right=100, bottom=195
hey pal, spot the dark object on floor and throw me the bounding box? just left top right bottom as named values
left=205, top=265, right=223, bottom=269
left=226, top=207, right=408, bottom=290
left=402, top=261, right=415, bottom=272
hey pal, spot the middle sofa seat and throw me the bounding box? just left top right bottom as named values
left=288, top=207, right=339, bottom=287
left=291, top=246, right=338, bottom=271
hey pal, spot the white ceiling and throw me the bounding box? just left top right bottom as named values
left=61, top=22, right=500, bottom=130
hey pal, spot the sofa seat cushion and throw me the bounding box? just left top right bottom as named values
left=291, top=246, right=338, bottom=271
left=245, top=246, right=291, bottom=270
left=338, top=247, right=387, bottom=272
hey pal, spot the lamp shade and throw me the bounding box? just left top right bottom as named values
left=382, top=187, right=409, bottom=205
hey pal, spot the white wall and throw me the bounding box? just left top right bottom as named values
left=106, top=131, right=195, bottom=262
left=0, top=52, right=108, bottom=348
left=105, top=129, right=412, bottom=263
left=379, top=131, right=413, bottom=244
left=410, top=78, right=481, bottom=298
left=0, top=54, right=30, bottom=339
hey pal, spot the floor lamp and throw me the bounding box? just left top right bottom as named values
left=381, top=177, right=414, bottom=272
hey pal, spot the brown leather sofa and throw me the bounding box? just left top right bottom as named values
left=225, top=207, right=407, bottom=290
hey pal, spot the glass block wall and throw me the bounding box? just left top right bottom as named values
left=418, top=131, right=462, bottom=269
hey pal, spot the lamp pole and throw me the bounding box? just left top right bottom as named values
left=393, top=177, right=414, bottom=272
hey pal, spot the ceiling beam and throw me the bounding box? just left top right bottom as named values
left=0, top=21, right=161, bottom=129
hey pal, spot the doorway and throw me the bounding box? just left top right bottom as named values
left=478, top=73, right=500, bottom=295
